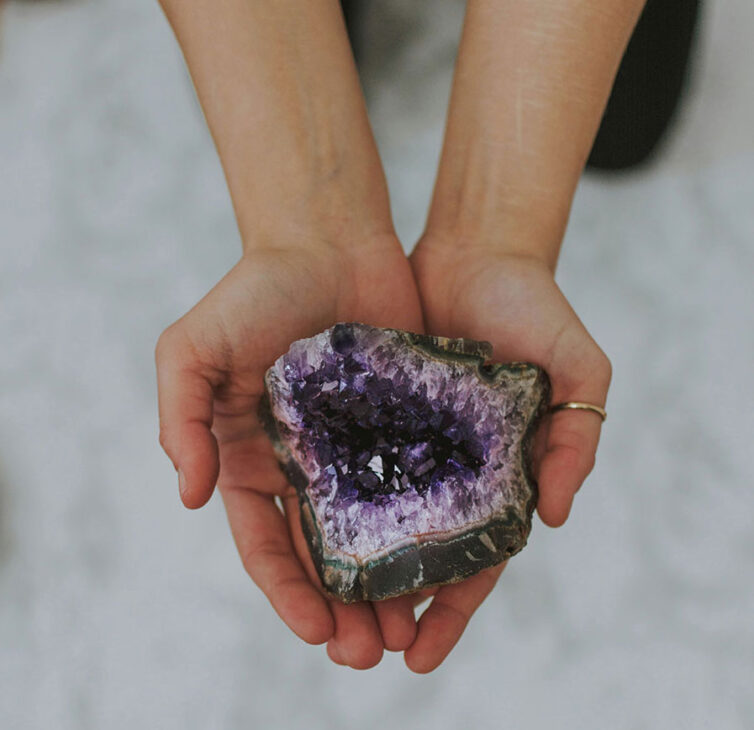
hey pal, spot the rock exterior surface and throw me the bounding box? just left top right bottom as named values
left=260, top=323, right=551, bottom=603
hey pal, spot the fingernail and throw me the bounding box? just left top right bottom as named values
left=178, top=469, right=187, bottom=498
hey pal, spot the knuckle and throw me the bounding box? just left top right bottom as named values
left=433, top=600, right=469, bottom=633
left=578, top=333, right=612, bottom=383
left=556, top=440, right=583, bottom=469
left=154, top=322, right=181, bottom=364
left=241, top=539, right=285, bottom=579
left=158, top=425, right=175, bottom=457
left=600, top=353, right=613, bottom=385
left=590, top=347, right=613, bottom=388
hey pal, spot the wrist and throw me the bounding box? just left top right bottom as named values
left=241, top=222, right=403, bottom=264
left=162, top=0, right=396, bottom=256
left=415, top=230, right=555, bottom=273
left=239, top=182, right=398, bottom=258
left=424, top=141, right=572, bottom=274
left=227, top=77, right=395, bottom=251
left=420, top=0, right=647, bottom=276
left=421, top=206, right=563, bottom=275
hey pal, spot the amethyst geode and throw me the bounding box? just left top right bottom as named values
left=260, top=323, right=550, bottom=603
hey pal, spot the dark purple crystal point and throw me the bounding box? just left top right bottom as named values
left=261, top=323, right=550, bottom=602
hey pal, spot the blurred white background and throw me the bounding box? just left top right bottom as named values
left=1, top=1, right=752, bottom=728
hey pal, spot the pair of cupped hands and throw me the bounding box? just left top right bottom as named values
left=155, top=223, right=611, bottom=672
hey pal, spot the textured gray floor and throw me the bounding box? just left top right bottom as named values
left=1, top=1, right=752, bottom=728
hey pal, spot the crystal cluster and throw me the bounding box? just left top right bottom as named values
left=261, top=323, right=550, bottom=602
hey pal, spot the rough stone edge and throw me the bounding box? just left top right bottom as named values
left=301, top=497, right=531, bottom=602
left=258, top=324, right=552, bottom=603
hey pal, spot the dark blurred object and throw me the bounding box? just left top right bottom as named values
left=342, top=0, right=364, bottom=65
left=343, top=0, right=702, bottom=173
left=587, top=0, right=702, bottom=170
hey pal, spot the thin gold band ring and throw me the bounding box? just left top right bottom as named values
left=549, top=401, right=607, bottom=422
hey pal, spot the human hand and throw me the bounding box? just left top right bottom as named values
left=407, top=237, right=612, bottom=671
left=156, top=235, right=426, bottom=670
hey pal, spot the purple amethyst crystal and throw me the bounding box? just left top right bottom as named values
left=260, top=323, right=550, bottom=603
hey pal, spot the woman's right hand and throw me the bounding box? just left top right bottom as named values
left=156, top=234, right=424, bottom=669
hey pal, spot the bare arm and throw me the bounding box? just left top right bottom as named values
left=156, top=0, right=424, bottom=670
left=425, top=0, right=646, bottom=270
left=408, top=0, right=643, bottom=673
left=158, top=0, right=394, bottom=248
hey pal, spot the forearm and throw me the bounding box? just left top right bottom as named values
left=159, top=0, right=393, bottom=250
left=426, top=0, right=646, bottom=270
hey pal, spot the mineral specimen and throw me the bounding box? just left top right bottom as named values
left=260, top=323, right=550, bottom=603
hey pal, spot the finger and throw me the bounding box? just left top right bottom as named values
left=281, top=495, right=384, bottom=669
left=412, top=586, right=439, bottom=610
left=372, top=595, right=417, bottom=652
left=404, top=563, right=505, bottom=674
left=215, top=420, right=288, bottom=499
left=326, top=640, right=347, bottom=666
left=327, top=600, right=384, bottom=670
left=531, top=414, right=551, bottom=478
left=537, top=343, right=611, bottom=526
left=221, top=486, right=334, bottom=645
left=536, top=409, right=603, bottom=527
left=155, top=326, right=219, bottom=509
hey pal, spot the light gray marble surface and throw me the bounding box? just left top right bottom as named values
left=1, top=1, right=752, bottom=728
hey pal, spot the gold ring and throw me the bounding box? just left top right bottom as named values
left=549, top=401, right=607, bottom=422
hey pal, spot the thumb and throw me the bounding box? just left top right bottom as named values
left=155, top=325, right=220, bottom=509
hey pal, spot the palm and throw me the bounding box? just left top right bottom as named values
left=412, top=244, right=611, bottom=407
left=157, top=237, right=610, bottom=674
left=192, top=244, right=422, bottom=492
left=402, top=240, right=612, bottom=670
left=413, top=242, right=611, bottom=523
left=156, top=239, right=425, bottom=669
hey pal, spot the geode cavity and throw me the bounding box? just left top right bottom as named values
left=260, top=323, right=550, bottom=603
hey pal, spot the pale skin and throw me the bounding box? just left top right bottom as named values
left=156, top=0, right=645, bottom=672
